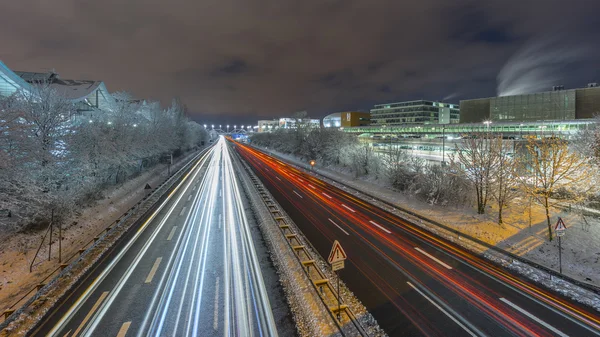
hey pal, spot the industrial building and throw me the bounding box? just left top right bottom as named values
left=370, top=100, right=459, bottom=126
left=460, top=83, right=600, bottom=123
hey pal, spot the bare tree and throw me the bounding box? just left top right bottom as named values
left=492, top=139, right=520, bottom=225
left=452, top=133, right=501, bottom=214
left=520, top=135, right=592, bottom=241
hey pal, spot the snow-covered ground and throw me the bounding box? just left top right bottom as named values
left=0, top=150, right=199, bottom=316
left=258, top=147, right=600, bottom=289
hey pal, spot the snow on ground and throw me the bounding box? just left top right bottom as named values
left=258, top=147, right=600, bottom=288
left=0, top=151, right=199, bottom=315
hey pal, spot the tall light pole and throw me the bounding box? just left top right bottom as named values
left=442, top=125, right=446, bottom=166
left=211, top=124, right=214, bottom=129
left=219, top=124, right=222, bottom=130
left=204, top=124, right=207, bottom=129
left=227, top=125, right=230, bottom=132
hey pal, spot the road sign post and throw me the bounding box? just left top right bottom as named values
left=555, top=217, right=566, bottom=274
left=328, top=240, right=347, bottom=321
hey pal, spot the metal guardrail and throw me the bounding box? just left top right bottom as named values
left=254, top=145, right=600, bottom=296
left=0, top=146, right=212, bottom=328
left=233, top=149, right=369, bottom=337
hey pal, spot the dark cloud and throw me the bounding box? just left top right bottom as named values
left=1, top=0, right=599, bottom=123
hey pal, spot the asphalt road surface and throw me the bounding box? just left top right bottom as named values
left=236, top=142, right=600, bottom=337
left=34, top=137, right=278, bottom=337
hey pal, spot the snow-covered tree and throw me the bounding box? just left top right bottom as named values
left=520, top=135, right=592, bottom=241
left=492, top=140, right=520, bottom=226
left=452, top=133, right=501, bottom=214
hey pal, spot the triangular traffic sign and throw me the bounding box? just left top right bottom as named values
left=555, top=217, right=566, bottom=231
left=328, top=240, right=347, bottom=264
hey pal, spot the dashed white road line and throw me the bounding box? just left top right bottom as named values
left=145, top=257, right=163, bottom=283
left=116, top=321, right=132, bottom=337
left=328, top=218, right=349, bottom=236
left=407, top=282, right=477, bottom=337
left=414, top=247, right=452, bottom=269
left=341, top=204, right=356, bottom=213
left=219, top=213, right=222, bottom=229
left=293, top=190, right=303, bottom=198
left=369, top=220, right=392, bottom=234
left=276, top=176, right=282, bottom=181
left=187, top=194, right=192, bottom=201
left=322, top=192, right=332, bottom=199
left=167, top=226, right=177, bottom=241
left=308, top=184, right=316, bottom=189
left=179, top=206, right=187, bottom=216
left=213, top=277, right=220, bottom=330
left=499, top=298, right=569, bottom=337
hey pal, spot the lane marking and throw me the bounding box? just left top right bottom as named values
left=63, top=329, right=71, bottom=337
left=414, top=247, right=453, bottom=269
left=499, top=298, right=569, bottom=337
left=116, top=321, right=131, bottom=337
left=213, top=277, right=220, bottom=330
left=298, top=178, right=304, bottom=182
left=369, top=220, right=392, bottom=234
left=187, top=194, right=192, bottom=201
left=167, top=226, right=177, bottom=241
left=341, top=204, right=356, bottom=213
left=219, top=213, right=222, bottom=229
left=72, top=291, right=109, bottom=337
left=322, top=192, right=332, bottom=199
left=276, top=176, right=282, bottom=181
left=407, top=282, right=477, bottom=337
left=328, top=218, right=349, bottom=236
left=219, top=189, right=222, bottom=197
left=145, top=257, right=163, bottom=283
left=179, top=206, right=187, bottom=216
left=308, top=184, right=316, bottom=189
left=293, top=190, right=303, bottom=198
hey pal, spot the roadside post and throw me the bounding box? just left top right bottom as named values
left=328, top=240, right=347, bottom=321
left=555, top=217, right=566, bottom=274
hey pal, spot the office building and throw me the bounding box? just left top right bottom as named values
left=370, top=100, right=459, bottom=126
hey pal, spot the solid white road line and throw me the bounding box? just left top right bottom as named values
left=407, top=282, right=477, bottom=337
left=213, top=277, right=220, bottom=330
left=499, top=298, right=569, bottom=337
left=116, top=321, right=131, bottom=337
left=293, top=190, right=303, bottom=198
left=328, top=218, right=349, bottom=236
left=167, top=226, right=177, bottom=241
left=341, top=204, right=356, bottom=213
left=63, top=329, right=71, bottom=337
left=179, top=206, right=187, bottom=216
left=369, top=220, right=392, bottom=234
left=145, top=257, right=163, bottom=283
left=276, top=176, right=282, bottom=181
left=322, top=192, right=332, bottom=199
left=72, top=291, right=109, bottom=337
left=414, top=247, right=453, bottom=270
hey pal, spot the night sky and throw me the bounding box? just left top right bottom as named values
left=1, top=1, right=599, bottom=125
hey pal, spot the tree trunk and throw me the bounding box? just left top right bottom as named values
left=498, top=199, right=503, bottom=225
left=544, top=196, right=553, bottom=241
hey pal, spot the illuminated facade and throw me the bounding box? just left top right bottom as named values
left=370, top=100, right=459, bottom=126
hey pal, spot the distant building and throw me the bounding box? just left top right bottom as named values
left=278, top=117, right=320, bottom=129
left=258, top=119, right=279, bottom=132
left=460, top=84, right=600, bottom=123
left=370, top=100, right=459, bottom=126
left=340, top=111, right=370, bottom=127
left=323, top=112, right=341, bottom=128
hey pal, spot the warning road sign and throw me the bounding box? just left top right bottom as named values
left=555, top=217, right=566, bottom=237
left=328, top=240, right=347, bottom=264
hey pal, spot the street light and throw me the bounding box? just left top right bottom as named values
left=211, top=124, right=214, bottom=129
left=204, top=124, right=207, bottom=128
left=227, top=125, right=230, bottom=132
left=310, top=160, right=316, bottom=171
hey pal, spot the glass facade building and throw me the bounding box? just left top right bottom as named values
left=370, top=100, right=459, bottom=126
left=490, top=90, right=576, bottom=121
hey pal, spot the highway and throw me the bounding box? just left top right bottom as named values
left=34, top=137, right=278, bottom=337
left=235, top=142, right=600, bottom=337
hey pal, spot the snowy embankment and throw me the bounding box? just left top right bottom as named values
left=0, top=149, right=201, bottom=322
left=255, top=146, right=600, bottom=311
